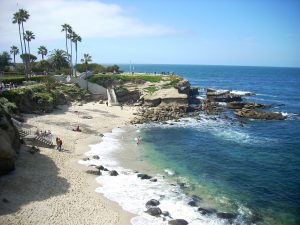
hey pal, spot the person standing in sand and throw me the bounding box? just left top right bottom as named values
left=58, top=138, right=63, bottom=151
left=136, top=136, right=141, bottom=145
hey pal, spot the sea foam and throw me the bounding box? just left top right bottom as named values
left=79, top=127, right=232, bottom=225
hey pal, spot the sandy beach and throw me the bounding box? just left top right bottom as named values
left=0, top=102, right=137, bottom=225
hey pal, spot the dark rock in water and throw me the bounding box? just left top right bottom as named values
left=109, top=170, right=119, bottom=176
left=216, top=212, right=237, bottom=220
left=178, top=182, right=188, bottom=189
left=82, top=157, right=90, bottom=161
left=162, top=211, right=171, bottom=217
left=191, top=195, right=202, bottom=202
left=146, top=199, right=160, bottom=208
left=92, top=155, right=100, bottom=160
left=103, top=168, right=109, bottom=171
left=86, top=169, right=101, bottom=176
left=145, top=207, right=162, bottom=217
left=235, top=109, right=286, bottom=120
left=197, top=208, right=216, bottom=215
left=168, top=219, right=188, bottom=225
left=226, top=101, right=271, bottom=109
left=188, top=200, right=197, bottom=207
left=150, top=178, right=157, bottom=182
left=137, top=173, right=152, bottom=179
left=96, top=165, right=105, bottom=170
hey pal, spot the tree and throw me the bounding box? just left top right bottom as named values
left=10, top=46, right=19, bottom=65
left=12, top=9, right=29, bottom=77
left=49, top=49, right=69, bottom=71
left=37, top=46, right=48, bottom=60
left=24, top=30, right=35, bottom=56
left=12, top=12, right=24, bottom=57
left=61, top=24, right=72, bottom=57
left=72, top=33, right=82, bottom=76
left=20, top=53, right=37, bottom=63
left=0, top=52, right=12, bottom=71
left=81, top=54, right=92, bottom=90
left=67, top=30, right=74, bottom=76
left=61, top=23, right=72, bottom=74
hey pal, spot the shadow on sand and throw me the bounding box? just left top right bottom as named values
left=0, top=148, right=70, bottom=216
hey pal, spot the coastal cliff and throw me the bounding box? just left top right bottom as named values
left=0, top=105, right=20, bottom=175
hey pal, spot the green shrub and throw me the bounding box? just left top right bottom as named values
left=0, top=97, right=17, bottom=114
left=0, top=75, right=48, bottom=84
left=143, top=86, right=158, bottom=94
left=114, top=86, right=129, bottom=95
left=32, top=92, right=54, bottom=104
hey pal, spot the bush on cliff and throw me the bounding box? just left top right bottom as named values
left=88, top=74, right=162, bottom=87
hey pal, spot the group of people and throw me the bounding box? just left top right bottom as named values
left=35, top=129, right=52, bottom=137
left=0, top=82, right=15, bottom=92
left=55, top=137, right=63, bottom=151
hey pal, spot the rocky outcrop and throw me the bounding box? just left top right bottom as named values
left=115, top=89, right=140, bottom=104
left=0, top=105, right=21, bottom=175
left=235, top=109, right=286, bottom=120
left=143, top=88, right=188, bottom=107
left=206, top=89, right=242, bottom=102
left=131, top=105, right=188, bottom=124
left=226, top=102, right=271, bottom=109
left=176, top=79, right=190, bottom=95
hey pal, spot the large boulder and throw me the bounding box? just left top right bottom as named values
left=146, top=199, right=160, bottom=208
left=0, top=106, right=21, bottom=175
left=176, top=79, right=191, bottom=95
left=235, top=109, right=286, bottom=120
left=145, top=207, right=162, bottom=217
left=168, top=219, right=188, bottom=225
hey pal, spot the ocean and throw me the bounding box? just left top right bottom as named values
left=81, top=65, right=300, bottom=225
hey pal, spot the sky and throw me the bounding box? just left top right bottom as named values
left=0, top=0, right=300, bottom=67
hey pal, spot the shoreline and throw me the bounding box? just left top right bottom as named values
left=0, top=102, right=136, bottom=225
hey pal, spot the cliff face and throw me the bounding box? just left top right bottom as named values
left=0, top=105, right=21, bottom=175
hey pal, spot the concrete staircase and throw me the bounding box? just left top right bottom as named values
left=107, top=87, right=119, bottom=106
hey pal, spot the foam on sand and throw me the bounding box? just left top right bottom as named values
left=80, top=127, right=234, bottom=225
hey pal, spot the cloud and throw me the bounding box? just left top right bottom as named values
left=0, top=0, right=180, bottom=45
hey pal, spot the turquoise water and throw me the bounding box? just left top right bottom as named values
left=121, top=65, right=300, bottom=225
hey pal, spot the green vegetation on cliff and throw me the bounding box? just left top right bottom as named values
left=0, top=81, right=87, bottom=113
left=0, top=75, right=47, bottom=84
left=88, top=74, right=162, bottom=84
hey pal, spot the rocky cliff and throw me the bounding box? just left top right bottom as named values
left=0, top=105, right=21, bottom=175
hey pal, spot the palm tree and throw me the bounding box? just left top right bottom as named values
left=12, top=9, right=29, bottom=77
left=49, top=49, right=69, bottom=71
left=67, top=30, right=75, bottom=76
left=18, top=9, right=30, bottom=56
left=72, top=33, right=82, bottom=76
left=81, top=54, right=92, bottom=90
left=24, top=30, right=35, bottom=56
left=12, top=12, right=24, bottom=57
left=38, top=46, right=48, bottom=60
left=10, top=46, right=19, bottom=65
left=61, top=24, right=72, bottom=60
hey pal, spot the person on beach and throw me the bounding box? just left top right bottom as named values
left=58, top=138, right=63, bottom=151
left=73, top=126, right=82, bottom=132
left=136, top=136, right=141, bottom=145
left=56, top=137, right=60, bottom=150
left=106, top=101, right=108, bottom=106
